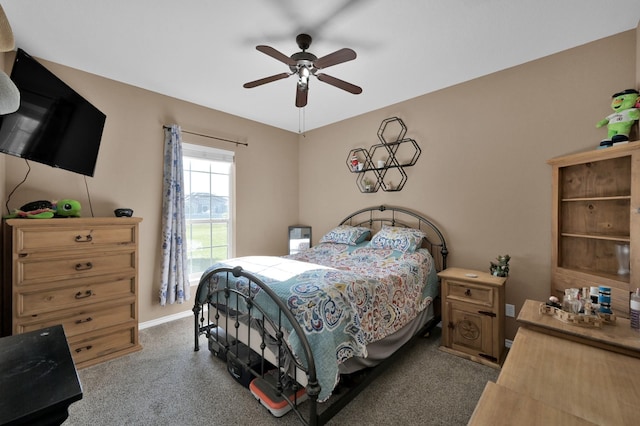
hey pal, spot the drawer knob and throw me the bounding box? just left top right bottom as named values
left=75, top=345, right=93, bottom=353
left=75, top=235, right=93, bottom=242
left=75, top=317, right=93, bottom=324
left=465, top=288, right=472, bottom=297
left=75, top=262, right=93, bottom=271
left=75, top=290, right=94, bottom=299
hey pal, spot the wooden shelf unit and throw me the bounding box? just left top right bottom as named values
left=547, top=142, right=640, bottom=317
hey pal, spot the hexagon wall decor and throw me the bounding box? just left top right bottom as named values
left=346, top=117, right=421, bottom=192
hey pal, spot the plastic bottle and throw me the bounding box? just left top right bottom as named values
left=631, top=288, right=640, bottom=331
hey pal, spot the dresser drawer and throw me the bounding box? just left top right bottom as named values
left=446, top=280, right=494, bottom=307
left=13, top=223, right=138, bottom=253
left=67, top=323, right=139, bottom=368
left=15, top=276, right=135, bottom=317
left=16, top=250, right=136, bottom=286
left=16, top=299, right=136, bottom=337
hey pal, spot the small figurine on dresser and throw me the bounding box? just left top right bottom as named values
left=596, top=88, right=640, bottom=148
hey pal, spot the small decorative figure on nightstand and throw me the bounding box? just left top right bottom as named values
left=490, top=254, right=510, bottom=277
left=596, top=89, right=640, bottom=147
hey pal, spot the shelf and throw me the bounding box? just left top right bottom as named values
left=561, top=196, right=631, bottom=202
left=349, top=164, right=414, bottom=173
left=549, top=145, right=639, bottom=318
left=556, top=266, right=630, bottom=285
left=346, top=117, right=420, bottom=193
left=561, top=233, right=630, bottom=242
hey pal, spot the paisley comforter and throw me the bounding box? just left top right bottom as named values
left=196, top=242, right=437, bottom=401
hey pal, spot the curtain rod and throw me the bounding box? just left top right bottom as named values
left=163, top=125, right=248, bottom=147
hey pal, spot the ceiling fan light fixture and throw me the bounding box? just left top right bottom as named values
left=297, top=66, right=310, bottom=90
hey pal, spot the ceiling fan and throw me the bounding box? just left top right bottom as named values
left=243, top=33, right=362, bottom=108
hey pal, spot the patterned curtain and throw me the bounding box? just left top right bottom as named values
left=159, top=125, right=190, bottom=305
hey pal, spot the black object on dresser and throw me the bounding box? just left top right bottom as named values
left=0, top=325, right=82, bottom=425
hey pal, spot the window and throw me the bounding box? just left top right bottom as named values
left=182, top=143, right=234, bottom=283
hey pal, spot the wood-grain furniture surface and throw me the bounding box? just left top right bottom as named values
left=1, top=217, right=142, bottom=368
left=438, top=267, right=506, bottom=368
left=469, top=381, right=596, bottom=426
left=0, top=325, right=82, bottom=425
left=470, top=302, right=640, bottom=425
left=518, top=298, right=640, bottom=358
left=547, top=142, right=640, bottom=317
left=482, top=327, right=640, bottom=425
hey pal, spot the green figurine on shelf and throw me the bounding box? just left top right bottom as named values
left=596, top=88, right=640, bottom=147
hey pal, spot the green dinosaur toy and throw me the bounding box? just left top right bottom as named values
left=596, top=89, right=640, bottom=146
left=54, top=199, right=82, bottom=217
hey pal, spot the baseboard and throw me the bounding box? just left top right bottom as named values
left=139, top=309, right=193, bottom=330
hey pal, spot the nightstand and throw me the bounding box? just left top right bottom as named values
left=438, top=267, right=507, bottom=368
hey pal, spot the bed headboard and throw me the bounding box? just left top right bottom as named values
left=339, top=205, right=448, bottom=272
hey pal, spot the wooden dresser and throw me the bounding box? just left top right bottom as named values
left=469, top=301, right=640, bottom=425
left=1, top=217, right=142, bottom=368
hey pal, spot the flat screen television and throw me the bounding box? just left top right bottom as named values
left=0, top=48, right=106, bottom=177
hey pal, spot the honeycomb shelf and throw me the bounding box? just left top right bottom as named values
left=346, top=117, right=421, bottom=193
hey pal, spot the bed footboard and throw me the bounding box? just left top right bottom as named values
left=193, top=265, right=321, bottom=425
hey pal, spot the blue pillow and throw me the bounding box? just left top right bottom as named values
left=319, top=225, right=371, bottom=246
left=369, top=225, right=426, bottom=252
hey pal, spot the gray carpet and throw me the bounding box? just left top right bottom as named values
left=63, top=316, right=498, bottom=426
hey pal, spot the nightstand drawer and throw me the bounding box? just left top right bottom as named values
left=447, top=280, right=495, bottom=307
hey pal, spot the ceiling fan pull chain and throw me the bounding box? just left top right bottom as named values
left=299, top=107, right=306, bottom=135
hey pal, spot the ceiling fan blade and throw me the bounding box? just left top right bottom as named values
left=243, top=73, right=291, bottom=88
left=316, top=73, right=362, bottom=94
left=256, top=45, right=297, bottom=66
left=295, top=86, right=308, bottom=108
left=313, top=48, right=356, bottom=69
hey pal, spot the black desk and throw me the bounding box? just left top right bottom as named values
left=0, top=325, right=83, bottom=425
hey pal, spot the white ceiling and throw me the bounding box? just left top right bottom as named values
left=2, top=1, right=640, bottom=133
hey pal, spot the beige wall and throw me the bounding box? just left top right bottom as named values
left=298, top=30, right=637, bottom=340
left=1, top=29, right=637, bottom=340
left=1, top=53, right=300, bottom=323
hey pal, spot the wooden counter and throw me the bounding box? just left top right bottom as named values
left=494, top=327, right=640, bottom=425
left=517, top=299, right=640, bottom=358
left=469, top=381, right=595, bottom=425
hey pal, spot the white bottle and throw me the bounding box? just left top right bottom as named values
left=631, top=288, right=640, bottom=331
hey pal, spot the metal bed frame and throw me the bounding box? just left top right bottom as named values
left=193, top=205, right=448, bottom=425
